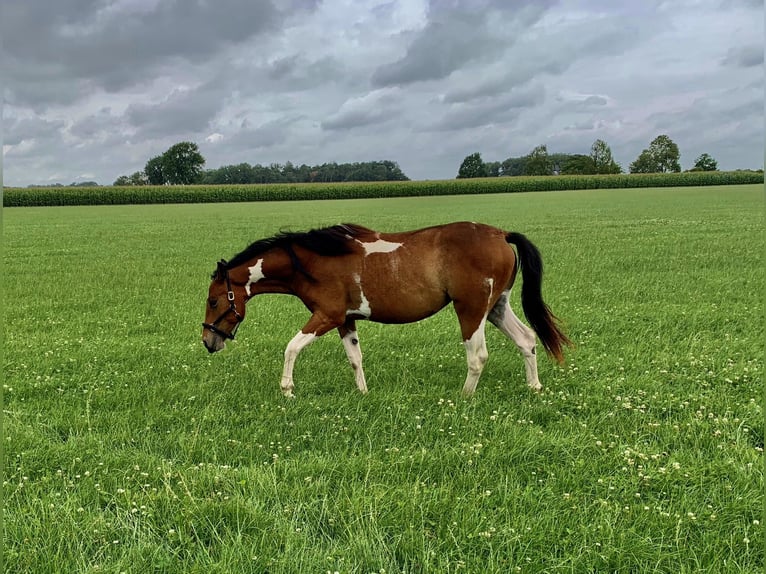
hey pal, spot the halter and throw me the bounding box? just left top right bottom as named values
left=202, top=262, right=243, bottom=340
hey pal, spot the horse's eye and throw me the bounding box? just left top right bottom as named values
left=209, top=299, right=218, bottom=309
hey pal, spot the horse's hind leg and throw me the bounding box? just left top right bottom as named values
left=338, top=321, right=368, bottom=394
left=454, top=302, right=489, bottom=396
left=488, top=290, right=542, bottom=391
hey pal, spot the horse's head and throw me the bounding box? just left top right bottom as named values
left=202, top=260, right=246, bottom=353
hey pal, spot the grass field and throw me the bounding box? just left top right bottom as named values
left=4, top=185, right=763, bottom=573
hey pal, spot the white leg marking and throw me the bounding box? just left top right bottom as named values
left=280, top=331, right=317, bottom=397
left=462, top=317, right=488, bottom=395
left=245, top=259, right=264, bottom=296
left=488, top=291, right=541, bottom=391
left=341, top=330, right=368, bottom=393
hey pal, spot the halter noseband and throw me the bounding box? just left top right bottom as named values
left=202, top=261, right=243, bottom=340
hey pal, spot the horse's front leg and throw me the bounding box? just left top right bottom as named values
left=280, top=313, right=338, bottom=397
left=338, top=321, right=367, bottom=394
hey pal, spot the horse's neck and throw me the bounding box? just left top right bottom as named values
left=233, top=249, right=295, bottom=297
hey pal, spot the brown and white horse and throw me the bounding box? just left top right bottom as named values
left=202, top=222, right=570, bottom=397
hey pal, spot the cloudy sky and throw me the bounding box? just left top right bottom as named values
left=2, top=0, right=763, bottom=186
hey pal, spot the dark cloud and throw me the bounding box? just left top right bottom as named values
left=431, top=84, right=545, bottom=131
left=722, top=44, right=764, bottom=68
left=4, top=117, right=67, bottom=146
left=264, top=54, right=346, bottom=91
left=442, top=13, right=647, bottom=105
left=213, top=117, right=297, bottom=152
left=372, top=1, right=555, bottom=87
left=126, top=84, right=225, bottom=138
left=68, top=108, right=124, bottom=139
left=1, top=0, right=302, bottom=107
left=371, top=13, right=498, bottom=86
left=321, top=89, right=402, bottom=131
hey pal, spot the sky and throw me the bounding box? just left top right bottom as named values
left=2, top=0, right=763, bottom=186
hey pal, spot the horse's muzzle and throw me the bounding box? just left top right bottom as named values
left=202, top=331, right=225, bottom=353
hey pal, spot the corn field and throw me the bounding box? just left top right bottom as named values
left=4, top=171, right=762, bottom=207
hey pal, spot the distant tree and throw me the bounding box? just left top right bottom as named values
left=561, top=154, right=596, bottom=175
left=200, top=159, right=409, bottom=184
left=485, top=161, right=502, bottom=177
left=161, top=141, right=205, bottom=184
left=524, top=145, right=551, bottom=176
left=69, top=181, right=100, bottom=187
left=114, top=171, right=149, bottom=186
left=648, top=135, right=681, bottom=173
left=631, top=134, right=681, bottom=173
left=129, top=171, right=148, bottom=185
left=457, top=152, right=487, bottom=178
left=548, top=153, right=573, bottom=175
left=145, top=155, right=165, bottom=185
left=381, top=160, right=409, bottom=181
left=201, top=163, right=257, bottom=184
left=590, top=139, right=622, bottom=174
left=691, top=153, right=718, bottom=171
left=629, top=150, right=656, bottom=174
left=143, top=142, right=205, bottom=185
left=500, top=156, right=526, bottom=177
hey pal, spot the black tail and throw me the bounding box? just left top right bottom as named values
left=505, top=232, right=571, bottom=363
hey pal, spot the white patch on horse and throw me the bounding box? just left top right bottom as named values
left=357, top=238, right=402, bottom=255
left=245, top=259, right=265, bottom=296
left=484, top=277, right=494, bottom=307
left=347, top=273, right=372, bottom=318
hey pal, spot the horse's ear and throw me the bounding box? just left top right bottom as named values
left=217, top=260, right=228, bottom=276
left=212, top=259, right=228, bottom=280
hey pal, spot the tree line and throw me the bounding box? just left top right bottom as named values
left=114, top=142, right=409, bottom=186
left=457, top=135, right=721, bottom=179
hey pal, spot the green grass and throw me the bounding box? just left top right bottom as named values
left=4, top=185, right=763, bottom=573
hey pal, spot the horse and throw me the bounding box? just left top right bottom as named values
left=202, top=222, right=570, bottom=397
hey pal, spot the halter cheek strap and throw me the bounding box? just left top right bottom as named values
left=202, top=265, right=243, bottom=340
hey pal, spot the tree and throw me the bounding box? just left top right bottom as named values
left=485, top=161, right=502, bottom=177
left=145, top=155, right=165, bottom=185
left=161, top=141, right=205, bottom=184
left=143, top=142, right=206, bottom=185
left=561, top=154, right=595, bottom=175
left=691, top=153, right=718, bottom=171
left=648, top=135, right=681, bottom=173
left=629, top=150, right=656, bottom=174
left=524, top=145, right=551, bottom=176
left=114, top=171, right=149, bottom=186
left=590, top=139, right=621, bottom=174
left=457, top=152, right=487, bottom=178
left=500, top=156, right=526, bottom=177
left=629, top=135, right=681, bottom=174
left=69, top=181, right=100, bottom=187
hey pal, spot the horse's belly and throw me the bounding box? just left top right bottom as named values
left=364, top=290, right=449, bottom=324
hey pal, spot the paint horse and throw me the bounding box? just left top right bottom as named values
left=202, top=222, right=570, bottom=397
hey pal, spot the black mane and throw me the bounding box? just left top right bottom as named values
left=222, top=223, right=372, bottom=272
